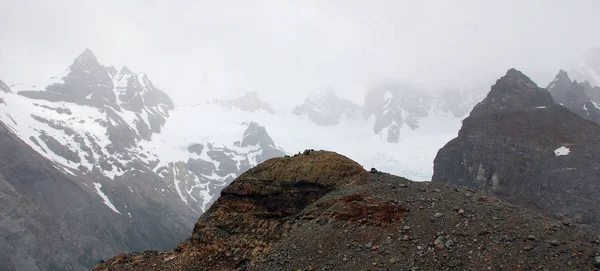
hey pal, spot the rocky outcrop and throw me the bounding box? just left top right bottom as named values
left=94, top=151, right=600, bottom=271
left=547, top=70, right=600, bottom=125
left=433, top=68, right=600, bottom=230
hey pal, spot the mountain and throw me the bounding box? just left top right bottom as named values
left=211, top=91, right=275, bottom=113
left=569, top=47, right=600, bottom=87
left=432, top=68, right=600, bottom=231
left=0, top=50, right=285, bottom=270
left=93, top=151, right=600, bottom=271
left=547, top=70, right=600, bottom=125
left=362, top=84, right=484, bottom=143
left=292, top=87, right=362, bottom=126
left=0, top=49, right=485, bottom=269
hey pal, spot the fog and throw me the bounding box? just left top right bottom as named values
left=1, top=0, right=599, bottom=107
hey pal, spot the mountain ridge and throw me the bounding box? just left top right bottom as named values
left=433, top=68, right=600, bottom=231
left=93, top=150, right=600, bottom=270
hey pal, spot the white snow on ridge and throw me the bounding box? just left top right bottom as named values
left=147, top=103, right=462, bottom=181
left=93, top=182, right=121, bottom=214
left=554, top=146, right=571, bottom=156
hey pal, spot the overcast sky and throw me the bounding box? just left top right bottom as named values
left=1, top=0, right=599, bottom=106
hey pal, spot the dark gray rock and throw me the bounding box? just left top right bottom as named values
left=38, top=131, right=81, bottom=164
left=187, top=143, right=204, bottom=155
left=187, top=157, right=216, bottom=176
left=433, top=68, right=600, bottom=231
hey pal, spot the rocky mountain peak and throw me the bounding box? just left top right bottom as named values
left=119, top=65, right=134, bottom=75
left=73, top=48, right=99, bottom=66
left=14, top=49, right=120, bottom=109
left=240, top=122, right=275, bottom=148
left=434, top=69, right=600, bottom=232
left=469, top=68, right=554, bottom=118
left=555, top=69, right=570, bottom=82
left=501, top=68, right=539, bottom=90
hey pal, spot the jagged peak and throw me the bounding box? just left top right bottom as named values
left=556, top=69, right=570, bottom=81
left=547, top=70, right=572, bottom=90
left=73, top=48, right=99, bottom=66
left=119, top=65, right=133, bottom=75
left=469, top=69, right=554, bottom=117
left=499, top=68, right=539, bottom=89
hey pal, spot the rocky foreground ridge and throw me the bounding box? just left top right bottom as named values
left=94, top=151, right=600, bottom=271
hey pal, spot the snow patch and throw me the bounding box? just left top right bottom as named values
left=93, top=182, right=121, bottom=214
left=554, top=146, right=571, bottom=156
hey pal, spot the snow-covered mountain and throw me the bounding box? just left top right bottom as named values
left=0, top=49, right=485, bottom=270
left=210, top=86, right=483, bottom=181
left=0, top=50, right=286, bottom=270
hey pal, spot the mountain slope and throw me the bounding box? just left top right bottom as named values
left=433, top=68, right=600, bottom=230
left=93, top=151, right=600, bottom=271
left=0, top=117, right=195, bottom=271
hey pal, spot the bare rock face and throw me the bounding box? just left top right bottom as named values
left=93, top=150, right=600, bottom=271
left=433, top=68, right=600, bottom=230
